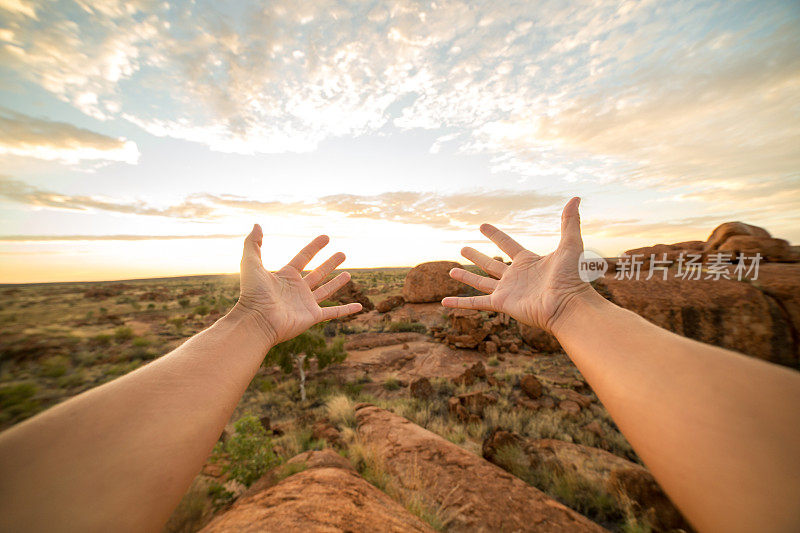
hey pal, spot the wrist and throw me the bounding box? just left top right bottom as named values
left=548, top=285, right=608, bottom=340
left=223, top=304, right=277, bottom=352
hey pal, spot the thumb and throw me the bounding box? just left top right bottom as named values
left=242, top=224, right=263, bottom=264
left=558, top=197, right=583, bottom=251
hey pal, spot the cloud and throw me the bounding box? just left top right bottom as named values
left=0, top=0, right=37, bottom=19
left=0, top=233, right=239, bottom=241
left=0, top=176, right=212, bottom=218
left=0, top=176, right=562, bottom=230
left=4, top=0, right=796, bottom=197
left=199, top=189, right=562, bottom=230
left=0, top=108, right=139, bottom=163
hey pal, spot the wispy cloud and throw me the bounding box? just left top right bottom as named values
left=0, top=176, right=212, bottom=218
left=0, top=176, right=561, bottom=230
left=0, top=108, right=139, bottom=163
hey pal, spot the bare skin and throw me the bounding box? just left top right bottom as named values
left=0, top=225, right=361, bottom=532
left=445, top=197, right=800, bottom=533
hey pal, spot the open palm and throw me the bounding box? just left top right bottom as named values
left=443, top=197, right=591, bottom=333
left=235, top=225, right=361, bottom=345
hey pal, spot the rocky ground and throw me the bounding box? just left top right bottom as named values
left=2, top=221, right=798, bottom=532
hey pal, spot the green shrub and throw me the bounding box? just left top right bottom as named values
left=383, top=377, right=401, bottom=391
left=214, top=414, right=278, bottom=486
left=114, top=326, right=134, bottom=342
left=178, top=298, right=190, bottom=309
left=207, top=482, right=235, bottom=507
left=386, top=321, right=427, bottom=334
left=41, top=355, right=69, bottom=378
left=132, top=337, right=151, bottom=348
left=0, top=382, right=40, bottom=424
left=194, top=305, right=210, bottom=316
left=92, top=333, right=112, bottom=346
left=488, top=356, right=500, bottom=367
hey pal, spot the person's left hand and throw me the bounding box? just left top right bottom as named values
left=233, top=224, right=361, bottom=345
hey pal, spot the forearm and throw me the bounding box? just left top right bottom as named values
left=0, top=306, right=272, bottom=533
left=552, top=289, right=800, bottom=532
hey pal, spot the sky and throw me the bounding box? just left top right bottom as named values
left=0, top=0, right=798, bottom=283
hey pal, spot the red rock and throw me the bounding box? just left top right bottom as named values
left=520, top=439, right=690, bottom=531
left=559, top=400, right=581, bottom=414
left=376, top=295, right=404, bottom=313
left=551, top=387, right=593, bottom=408
left=520, top=374, right=543, bottom=399
left=311, top=421, right=342, bottom=447
left=201, top=449, right=432, bottom=532
left=519, top=323, right=562, bottom=352
left=457, top=390, right=498, bottom=416
left=704, top=221, right=771, bottom=252
left=594, top=273, right=796, bottom=366
left=402, top=261, right=464, bottom=303
left=330, top=279, right=374, bottom=311
left=482, top=428, right=525, bottom=462
left=446, top=309, right=491, bottom=348
left=584, top=420, right=604, bottom=437
left=356, top=405, right=604, bottom=532
left=757, top=264, right=800, bottom=356
left=608, top=468, right=690, bottom=532
left=718, top=235, right=793, bottom=262
left=452, top=361, right=486, bottom=386
left=484, top=340, right=498, bottom=354
left=448, top=396, right=470, bottom=422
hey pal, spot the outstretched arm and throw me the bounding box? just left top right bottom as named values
left=0, top=226, right=361, bottom=533
left=444, top=198, right=800, bottom=533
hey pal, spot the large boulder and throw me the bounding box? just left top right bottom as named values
left=704, top=222, right=771, bottom=252
left=718, top=235, right=794, bottom=262
left=402, top=261, right=464, bottom=303
left=356, top=404, right=605, bottom=532
left=594, top=273, right=796, bottom=366
left=201, top=449, right=433, bottom=532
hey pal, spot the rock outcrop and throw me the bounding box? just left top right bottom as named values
left=201, top=449, right=433, bottom=532
left=594, top=273, right=797, bottom=366
left=402, top=261, right=464, bottom=303
left=704, top=222, right=771, bottom=253
left=356, top=404, right=605, bottom=532
left=330, top=280, right=374, bottom=312
left=482, top=435, right=690, bottom=532
left=718, top=235, right=793, bottom=262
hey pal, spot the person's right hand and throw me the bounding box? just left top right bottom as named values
left=443, top=197, right=594, bottom=334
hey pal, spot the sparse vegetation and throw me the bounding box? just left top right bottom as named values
left=1, top=271, right=646, bottom=532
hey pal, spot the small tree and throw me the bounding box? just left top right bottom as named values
left=265, top=326, right=346, bottom=401
left=213, top=414, right=277, bottom=486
